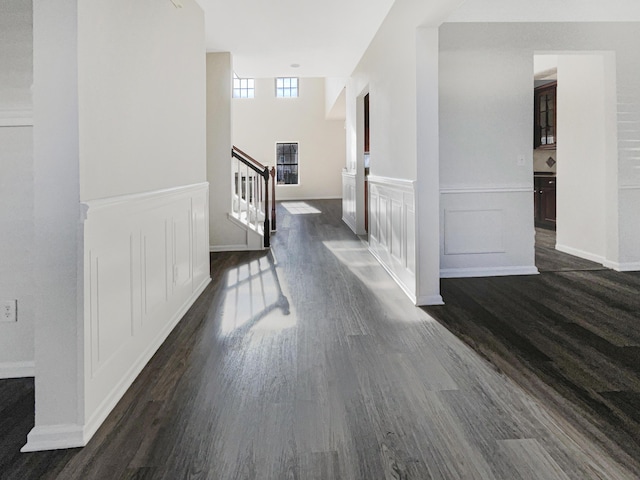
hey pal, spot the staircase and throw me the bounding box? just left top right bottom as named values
left=230, top=146, right=276, bottom=249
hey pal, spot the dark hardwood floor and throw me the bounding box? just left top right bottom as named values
left=1, top=203, right=637, bottom=479
left=425, top=227, right=640, bottom=477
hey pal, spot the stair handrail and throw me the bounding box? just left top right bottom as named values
left=231, top=146, right=272, bottom=247
left=232, top=146, right=267, bottom=170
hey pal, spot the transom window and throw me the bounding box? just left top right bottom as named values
left=233, top=74, right=254, bottom=98
left=276, top=77, right=298, bottom=98
left=276, top=143, right=299, bottom=185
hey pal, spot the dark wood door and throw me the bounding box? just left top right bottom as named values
left=534, top=176, right=556, bottom=229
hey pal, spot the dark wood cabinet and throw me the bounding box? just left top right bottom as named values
left=534, top=82, right=557, bottom=149
left=534, top=175, right=556, bottom=229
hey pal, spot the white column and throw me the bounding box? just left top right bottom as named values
left=25, top=0, right=85, bottom=451
left=415, top=26, right=443, bottom=305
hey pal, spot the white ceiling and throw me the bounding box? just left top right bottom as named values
left=447, top=0, right=640, bottom=22
left=197, top=0, right=396, bottom=78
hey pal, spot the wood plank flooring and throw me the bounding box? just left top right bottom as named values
left=425, top=227, right=640, bottom=477
left=1, top=201, right=637, bottom=479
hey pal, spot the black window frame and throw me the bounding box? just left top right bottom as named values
left=276, top=142, right=299, bottom=185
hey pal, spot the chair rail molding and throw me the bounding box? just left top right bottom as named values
left=0, top=108, right=33, bottom=127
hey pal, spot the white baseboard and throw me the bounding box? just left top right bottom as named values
left=440, top=266, right=539, bottom=278
left=22, top=276, right=211, bottom=453
left=555, top=244, right=605, bottom=265
left=342, top=216, right=357, bottom=234
left=210, top=244, right=252, bottom=252
left=603, top=260, right=640, bottom=272
left=21, top=424, right=86, bottom=452
left=0, top=361, right=35, bottom=379
left=416, top=295, right=445, bottom=306
left=368, top=247, right=417, bottom=305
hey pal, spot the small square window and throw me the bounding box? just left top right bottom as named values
left=276, top=77, right=298, bottom=98
left=233, top=74, right=254, bottom=98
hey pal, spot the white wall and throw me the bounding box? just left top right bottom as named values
left=556, top=55, right=613, bottom=264
left=206, top=52, right=249, bottom=251
left=438, top=22, right=640, bottom=275
left=0, top=0, right=32, bottom=111
left=31, top=0, right=82, bottom=443
left=325, top=77, right=347, bottom=119
left=25, top=0, right=209, bottom=452
left=344, top=3, right=421, bottom=299
left=0, top=0, right=34, bottom=378
left=77, top=1, right=206, bottom=201
left=439, top=23, right=536, bottom=277
left=343, top=0, right=458, bottom=304
left=233, top=77, right=346, bottom=201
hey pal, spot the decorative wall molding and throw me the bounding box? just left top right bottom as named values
left=439, top=189, right=536, bottom=277
left=81, top=276, right=209, bottom=449
left=21, top=182, right=212, bottom=453
left=368, top=176, right=416, bottom=303
left=342, top=171, right=357, bottom=234
left=81, top=182, right=211, bottom=423
left=440, top=185, right=532, bottom=194
left=368, top=175, right=416, bottom=190
left=0, top=109, right=33, bottom=127
left=83, top=182, right=209, bottom=212
left=443, top=209, right=505, bottom=255
left=0, top=361, right=35, bottom=379
left=440, top=266, right=539, bottom=278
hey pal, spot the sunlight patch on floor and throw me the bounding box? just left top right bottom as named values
left=322, top=240, right=434, bottom=324
left=220, top=255, right=294, bottom=335
left=281, top=202, right=321, bottom=215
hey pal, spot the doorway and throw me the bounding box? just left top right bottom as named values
left=532, top=52, right=617, bottom=269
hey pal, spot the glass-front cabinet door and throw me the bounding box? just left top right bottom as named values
left=534, top=82, right=557, bottom=149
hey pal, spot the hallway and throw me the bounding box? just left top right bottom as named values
left=0, top=200, right=636, bottom=479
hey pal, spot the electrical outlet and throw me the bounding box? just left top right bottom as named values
left=2, top=300, right=17, bottom=323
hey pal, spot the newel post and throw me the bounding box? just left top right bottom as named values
left=263, top=166, right=270, bottom=247
left=270, top=167, right=276, bottom=231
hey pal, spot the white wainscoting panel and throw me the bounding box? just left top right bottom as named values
left=368, top=176, right=417, bottom=303
left=444, top=209, right=505, bottom=255
left=342, top=171, right=357, bottom=233
left=81, top=182, right=211, bottom=443
left=440, top=186, right=538, bottom=278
